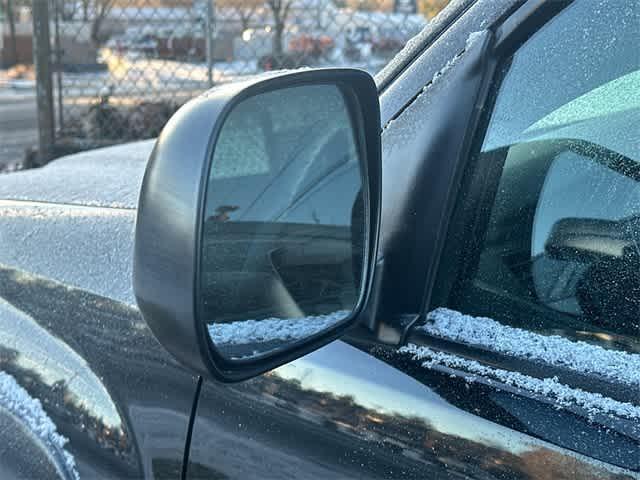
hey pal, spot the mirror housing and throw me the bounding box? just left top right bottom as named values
left=134, top=69, right=381, bottom=382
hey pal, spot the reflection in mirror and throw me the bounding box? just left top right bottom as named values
left=200, top=84, right=366, bottom=360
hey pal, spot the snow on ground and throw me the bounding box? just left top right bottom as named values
left=208, top=310, right=350, bottom=346
left=0, top=68, right=36, bottom=100
left=66, top=55, right=255, bottom=100
left=62, top=54, right=384, bottom=104
left=399, top=344, right=640, bottom=421
left=421, top=308, right=640, bottom=387
left=0, top=79, right=36, bottom=90
left=0, top=82, right=36, bottom=101
left=0, top=372, right=79, bottom=480
left=0, top=68, right=36, bottom=91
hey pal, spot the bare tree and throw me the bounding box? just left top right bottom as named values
left=266, top=0, right=293, bottom=58
left=218, top=0, right=262, bottom=31
left=81, top=0, right=91, bottom=21
left=217, top=0, right=293, bottom=57
left=237, top=3, right=258, bottom=31
left=3, top=0, right=19, bottom=66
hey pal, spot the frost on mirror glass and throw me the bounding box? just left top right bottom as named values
left=200, top=85, right=366, bottom=360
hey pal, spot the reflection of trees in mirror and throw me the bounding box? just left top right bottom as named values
left=210, top=205, right=240, bottom=223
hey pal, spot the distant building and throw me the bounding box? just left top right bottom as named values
left=0, top=7, right=33, bottom=67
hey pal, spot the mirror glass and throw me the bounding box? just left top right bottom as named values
left=200, top=84, right=367, bottom=361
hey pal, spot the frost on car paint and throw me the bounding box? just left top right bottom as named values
left=381, top=29, right=486, bottom=132
left=421, top=308, right=640, bottom=386
left=420, top=29, right=485, bottom=92
left=0, top=201, right=137, bottom=306
left=399, top=344, right=640, bottom=421
left=375, top=0, right=468, bottom=87
left=0, top=141, right=155, bottom=306
left=0, top=371, right=80, bottom=480
left=0, top=140, right=154, bottom=209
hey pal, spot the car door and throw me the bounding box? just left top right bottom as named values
left=186, top=1, right=639, bottom=479
left=406, top=0, right=639, bottom=475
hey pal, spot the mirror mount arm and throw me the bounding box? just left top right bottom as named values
left=347, top=257, right=421, bottom=346
left=355, top=256, right=384, bottom=333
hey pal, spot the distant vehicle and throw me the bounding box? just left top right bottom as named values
left=0, top=1, right=638, bottom=479
left=258, top=34, right=334, bottom=71
left=343, top=28, right=410, bottom=61
left=106, top=33, right=158, bottom=58
left=372, top=26, right=412, bottom=56
left=289, top=34, right=334, bottom=59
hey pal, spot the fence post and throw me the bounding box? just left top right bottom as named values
left=32, top=0, right=55, bottom=164
left=205, top=0, right=215, bottom=87
left=53, top=0, right=64, bottom=137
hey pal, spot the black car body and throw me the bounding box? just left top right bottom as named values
left=0, top=0, right=638, bottom=478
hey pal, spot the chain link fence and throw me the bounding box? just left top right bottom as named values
left=33, top=0, right=448, bottom=155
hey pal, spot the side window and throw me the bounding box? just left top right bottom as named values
left=440, top=0, right=640, bottom=349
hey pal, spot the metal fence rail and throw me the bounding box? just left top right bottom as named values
left=30, top=0, right=444, bottom=159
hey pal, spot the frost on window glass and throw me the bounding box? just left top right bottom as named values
left=483, top=1, right=639, bottom=153
left=442, top=0, right=640, bottom=351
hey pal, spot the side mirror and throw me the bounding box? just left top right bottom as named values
left=545, top=217, right=632, bottom=262
left=134, top=69, right=381, bottom=382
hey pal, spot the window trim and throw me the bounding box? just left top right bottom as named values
left=424, top=0, right=573, bottom=313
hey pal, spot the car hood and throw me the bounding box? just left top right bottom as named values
left=0, top=141, right=155, bottom=306
left=0, top=140, right=155, bottom=209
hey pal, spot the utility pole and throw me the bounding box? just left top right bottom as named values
left=32, top=0, right=55, bottom=164
left=205, top=0, right=215, bottom=87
